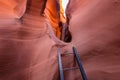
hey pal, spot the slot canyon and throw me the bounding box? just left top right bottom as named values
left=0, top=0, right=120, bottom=80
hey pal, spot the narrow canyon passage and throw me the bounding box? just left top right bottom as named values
left=0, top=0, right=120, bottom=80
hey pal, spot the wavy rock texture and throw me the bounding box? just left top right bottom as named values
left=0, top=0, right=27, bottom=18
left=0, top=0, right=120, bottom=80
left=0, top=0, right=63, bottom=80
left=63, top=0, right=120, bottom=80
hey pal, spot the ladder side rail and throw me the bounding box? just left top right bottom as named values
left=58, top=48, right=64, bottom=80
left=73, top=47, right=87, bottom=80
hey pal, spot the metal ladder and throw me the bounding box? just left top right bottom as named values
left=58, top=47, right=87, bottom=80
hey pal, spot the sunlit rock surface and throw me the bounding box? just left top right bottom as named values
left=0, top=0, right=120, bottom=80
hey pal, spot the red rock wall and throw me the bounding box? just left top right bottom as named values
left=0, top=0, right=27, bottom=18
left=0, top=0, right=120, bottom=80
left=0, top=0, right=62, bottom=80
left=64, top=0, right=120, bottom=79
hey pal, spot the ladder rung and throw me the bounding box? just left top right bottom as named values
left=63, top=67, right=79, bottom=71
left=61, top=53, right=73, bottom=55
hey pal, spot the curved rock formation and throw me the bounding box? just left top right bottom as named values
left=0, top=0, right=120, bottom=80
left=64, top=0, right=120, bottom=79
